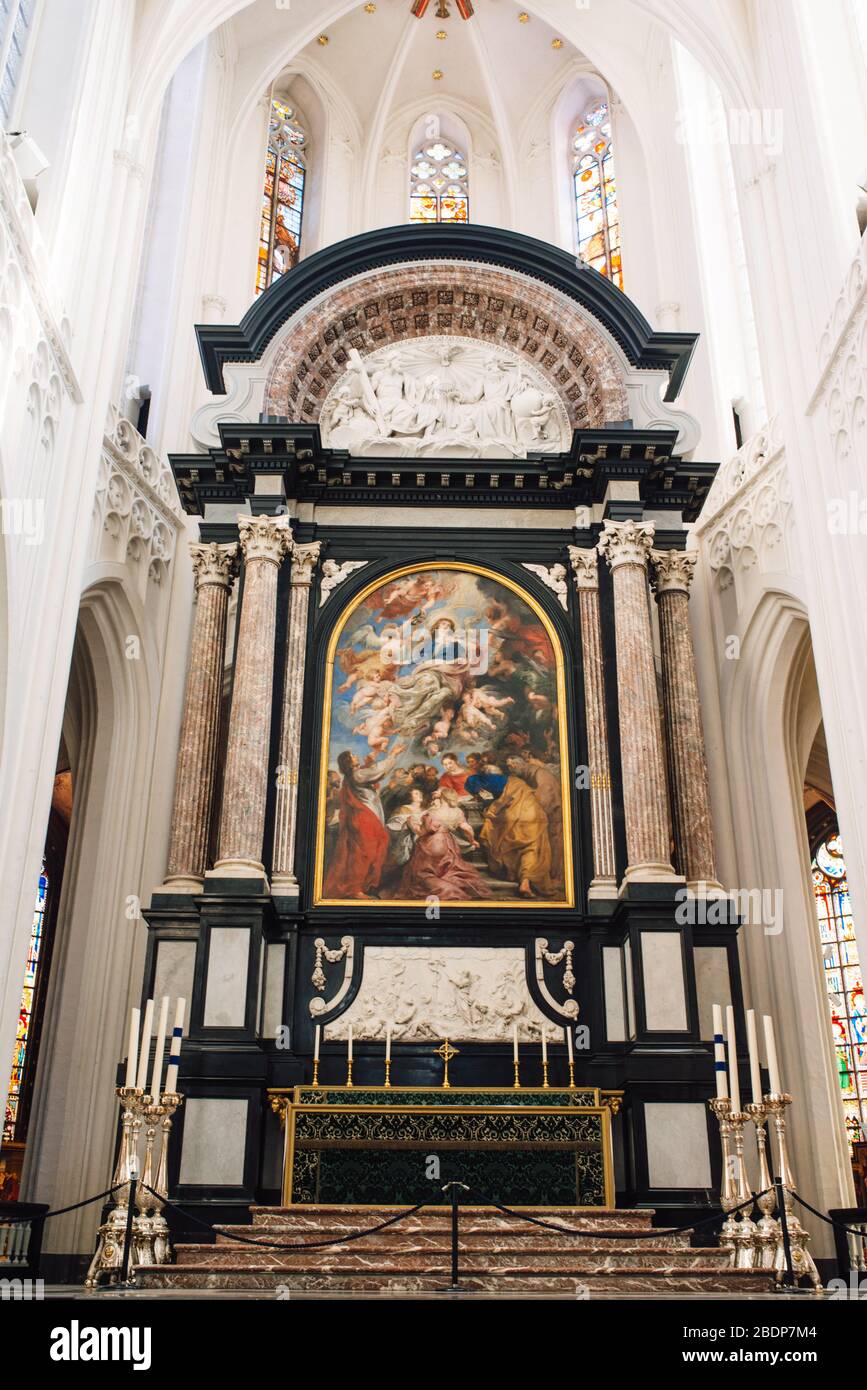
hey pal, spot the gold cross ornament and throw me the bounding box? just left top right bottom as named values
left=435, top=1038, right=459, bottom=1088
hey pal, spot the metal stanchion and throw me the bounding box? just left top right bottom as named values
left=120, top=1177, right=138, bottom=1286
left=441, top=1181, right=469, bottom=1292
left=774, top=1175, right=794, bottom=1288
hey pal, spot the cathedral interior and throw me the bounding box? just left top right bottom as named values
left=0, top=0, right=866, bottom=1336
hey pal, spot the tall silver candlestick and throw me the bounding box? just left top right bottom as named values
left=764, top=1092, right=821, bottom=1289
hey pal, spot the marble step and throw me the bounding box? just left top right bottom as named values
left=136, top=1265, right=774, bottom=1294
left=211, top=1226, right=694, bottom=1253
left=244, top=1205, right=660, bottom=1232
left=171, top=1243, right=735, bottom=1273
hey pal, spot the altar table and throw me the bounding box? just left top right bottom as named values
left=269, top=1087, right=620, bottom=1209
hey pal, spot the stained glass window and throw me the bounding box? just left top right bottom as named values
left=0, top=0, right=37, bottom=122
left=812, top=834, right=866, bottom=1149
left=410, top=138, right=469, bottom=224
left=573, top=99, right=623, bottom=290
left=3, top=868, right=46, bottom=1142
left=255, top=98, right=306, bottom=296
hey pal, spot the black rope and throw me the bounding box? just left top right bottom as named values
left=0, top=1185, right=122, bottom=1225
left=789, top=1191, right=867, bottom=1239
left=463, top=1188, right=772, bottom=1240
left=142, top=1185, right=430, bottom=1252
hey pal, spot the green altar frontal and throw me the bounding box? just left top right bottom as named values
left=269, top=1087, right=620, bottom=1209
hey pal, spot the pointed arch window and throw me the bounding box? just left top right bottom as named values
left=256, top=98, right=306, bottom=296
left=0, top=0, right=37, bottom=123
left=812, top=833, right=866, bottom=1149
left=3, top=868, right=47, bottom=1142
left=410, top=138, right=469, bottom=223
left=573, top=100, right=622, bottom=290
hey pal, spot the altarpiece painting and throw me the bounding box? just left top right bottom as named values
left=315, top=563, right=574, bottom=907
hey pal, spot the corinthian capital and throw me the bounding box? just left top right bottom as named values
left=567, top=545, right=600, bottom=591
left=190, top=542, right=238, bottom=591
left=237, top=514, right=291, bottom=566
left=290, top=541, right=323, bottom=587
left=649, top=549, right=697, bottom=596
left=598, top=519, right=656, bottom=571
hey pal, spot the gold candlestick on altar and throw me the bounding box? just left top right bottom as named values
left=763, top=1092, right=821, bottom=1288
left=435, top=1038, right=458, bottom=1089
left=513, top=1059, right=520, bottom=1089
left=567, top=1060, right=575, bottom=1090
left=384, top=1058, right=392, bottom=1088
left=542, top=1060, right=550, bottom=1089
left=346, top=1058, right=354, bottom=1088
left=311, top=1057, right=320, bottom=1088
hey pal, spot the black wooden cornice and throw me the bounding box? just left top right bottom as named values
left=195, top=224, right=698, bottom=401
left=170, top=423, right=717, bottom=523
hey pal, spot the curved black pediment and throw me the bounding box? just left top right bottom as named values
left=196, top=224, right=697, bottom=402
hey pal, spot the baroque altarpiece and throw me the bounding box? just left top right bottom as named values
left=142, top=225, right=740, bottom=1220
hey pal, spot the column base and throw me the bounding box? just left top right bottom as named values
left=686, top=878, right=726, bottom=896
left=208, top=859, right=270, bottom=891
left=158, top=875, right=205, bottom=895
left=619, top=863, right=685, bottom=896
left=587, top=878, right=619, bottom=901
left=270, top=873, right=300, bottom=899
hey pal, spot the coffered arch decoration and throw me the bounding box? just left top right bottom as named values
left=314, top=561, right=575, bottom=910
left=263, top=261, right=627, bottom=430
left=195, top=225, right=697, bottom=413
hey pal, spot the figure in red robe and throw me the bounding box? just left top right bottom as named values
left=323, top=747, right=404, bottom=898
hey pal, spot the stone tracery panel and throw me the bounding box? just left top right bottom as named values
left=264, top=261, right=630, bottom=429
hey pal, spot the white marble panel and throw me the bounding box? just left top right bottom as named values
left=261, top=942, right=286, bottom=1039
left=645, top=1102, right=712, bottom=1189
left=602, top=946, right=626, bottom=1042
left=695, top=946, right=732, bottom=1040
left=153, top=940, right=195, bottom=1015
left=623, top=937, right=636, bottom=1039
left=179, top=1097, right=249, bottom=1187
left=641, top=931, right=688, bottom=1031
left=203, top=927, right=249, bottom=1027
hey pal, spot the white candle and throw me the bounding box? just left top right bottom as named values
left=348, top=1025, right=353, bottom=1062
left=513, top=1024, right=518, bottom=1064
left=125, top=1007, right=140, bottom=1090
left=726, top=1005, right=741, bottom=1114
left=164, top=998, right=185, bottom=1094
left=150, top=996, right=169, bottom=1098
left=746, top=1009, right=762, bottom=1103
left=566, top=1026, right=573, bottom=1066
left=314, top=1024, right=321, bottom=1062
left=136, top=998, right=154, bottom=1091
left=385, top=1023, right=392, bottom=1063
left=712, top=1003, right=728, bottom=1100
left=542, top=1031, right=548, bottom=1066
left=763, top=1014, right=782, bottom=1095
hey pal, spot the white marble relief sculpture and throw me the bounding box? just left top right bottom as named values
left=320, top=337, right=570, bottom=459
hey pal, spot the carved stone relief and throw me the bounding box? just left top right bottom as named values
left=324, top=946, right=565, bottom=1042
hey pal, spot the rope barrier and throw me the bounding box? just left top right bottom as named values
left=461, top=1187, right=771, bottom=1240
left=140, top=1184, right=431, bottom=1252
left=0, top=1185, right=121, bottom=1225
left=789, top=1191, right=867, bottom=1239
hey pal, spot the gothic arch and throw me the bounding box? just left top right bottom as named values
left=724, top=590, right=855, bottom=1232
left=20, top=578, right=160, bottom=1266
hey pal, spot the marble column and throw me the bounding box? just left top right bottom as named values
left=163, top=543, right=238, bottom=892
left=649, top=549, right=722, bottom=891
left=568, top=546, right=617, bottom=899
left=271, top=541, right=322, bottom=897
left=211, top=515, right=291, bottom=881
left=597, top=519, right=680, bottom=888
